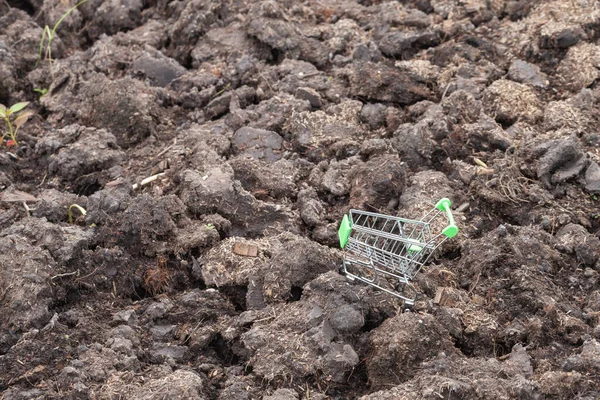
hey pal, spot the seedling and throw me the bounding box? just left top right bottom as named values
left=34, top=88, right=48, bottom=98
left=36, top=0, right=88, bottom=67
left=0, top=102, right=33, bottom=147
left=68, top=203, right=87, bottom=224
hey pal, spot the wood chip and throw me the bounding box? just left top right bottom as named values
left=233, top=242, right=258, bottom=257
left=433, top=287, right=457, bottom=307
left=0, top=189, right=38, bottom=203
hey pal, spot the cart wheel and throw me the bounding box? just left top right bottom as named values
left=338, top=263, right=346, bottom=276
left=394, top=282, right=417, bottom=307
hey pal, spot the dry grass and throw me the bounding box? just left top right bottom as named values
left=0, top=274, right=7, bottom=302
left=492, top=0, right=600, bottom=55
left=461, top=303, right=499, bottom=335
left=556, top=42, right=600, bottom=92
left=533, top=0, right=600, bottom=25
left=395, top=59, right=440, bottom=82
left=143, top=255, right=172, bottom=296
left=543, top=101, right=589, bottom=133
left=484, top=144, right=533, bottom=204
left=288, top=100, right=362, bottom=144
left=98, top=369, right=205, bottom=399
left=483, top=79, right=543, bottom=123
left=202, top=236, right=274, bottom=287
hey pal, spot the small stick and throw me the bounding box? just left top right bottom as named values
left=50, top=271, right=77, bottom=281
left=22, top=201, right=34, bottom=216
left=37, top=172, right=47, bottom=187
left=440, top=83, right=451, bottom=102
left=132, top=172, right=166, bottom=190
left=298, top=71, right=321, bottom=78
left=153, top=139, right=176, bottom=160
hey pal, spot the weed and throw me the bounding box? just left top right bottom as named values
left=36, top=0, right=88, bottom=67
left=211, top=83, right=231, bottom=99
left=0, top=102, right=33, bottom=147
left=143, top=255, right=172, bottom=296
left=68, top=203, right=87, bottom=224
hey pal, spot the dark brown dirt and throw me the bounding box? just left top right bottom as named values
left=1, top=0, right=600, bottom=399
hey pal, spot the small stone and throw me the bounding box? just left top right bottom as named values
left=352, top=42, right=382, bottom=62
left=149, top=324, right=175, bottom=339
left=107, top=337, right=134, bottom=356
left=585, top=162, right=600, bottom=193
left=204, top=92, right=232, bottom=120
left=145, top=299, right=173, bottom=320
left=536, top=140, right=586, bottom=188
left=152, top=345, right=189, bottom=361
left=378, top=30, right=440, bottom=58
left=232, top=127, right=283, bottom=162
left=131, top=52, right=186, bottom=87
left=112, top=309, right=137, bottom=325
left=309, top=306, right=323, bottom=321
left=300, top=198, right=323, bottom=227
left=507, top=60, right=548, bottom=88
left=329, top=305, right=364, bottom=334
left=323, top=343, right=360, bottom=382
left=296, top=87, right=322, bottom=108
left=360, top=103, right=387, bottom=130
left=263, top=388, right=299, bottom=400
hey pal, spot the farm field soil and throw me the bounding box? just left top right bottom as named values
left=1, top=0, right=600, bottom=399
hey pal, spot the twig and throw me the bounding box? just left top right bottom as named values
left=37, top=172, right=47, bottom=187
left=211, top=83, right=231, bottom=99
left=51, top=271, right=77, bottom=281
left=153, top=139, right=176, bottom=160
left=132, top=172, right=166, bottom=190
left=440, top=83, right=451, bottom=102
left=75, top=268, right=97, bottom=282
left=22, top=201, right=35, bottom=216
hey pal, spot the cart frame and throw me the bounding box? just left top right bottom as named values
left=338, top=198, right=458, bottom=305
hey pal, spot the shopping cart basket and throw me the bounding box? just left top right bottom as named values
left=337, top=198, right=458, bottom=305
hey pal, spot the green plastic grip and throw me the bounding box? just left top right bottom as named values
left=435, top=198, right=459, bottom=238
left=338, top=214, right=352, bottom=248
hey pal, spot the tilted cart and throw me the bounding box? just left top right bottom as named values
left=337, top=198, right=458, bottom=305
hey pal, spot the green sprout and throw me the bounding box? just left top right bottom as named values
left=34, top=88, right=48, bottom=98
left=36, top=0, right=88, bottom=67
left=0, top=102, right=33, bottom=147
left=68, top=204, right=87, bottom=224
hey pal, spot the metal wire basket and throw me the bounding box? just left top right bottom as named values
left=337, top=198, right=458, bottom=305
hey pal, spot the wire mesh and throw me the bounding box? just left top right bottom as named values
left=340, top=205, right=453, bottom=304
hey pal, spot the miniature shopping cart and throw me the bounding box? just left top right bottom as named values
left=338, top=198, right=458, bottom=305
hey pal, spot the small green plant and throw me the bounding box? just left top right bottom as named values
left=0, top=102, right=33, bottom=147
left=68, top=204, right=87, bottom=224
left=204, top=223, right=215, bottom=230
left=36, top=0, right=88, bottom=67
left=34, top=88, right=48, bottom=98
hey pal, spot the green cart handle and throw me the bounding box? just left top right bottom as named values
left=435, top=198, right=458, bottom=238
left=338, top=214, right=352, bottom=248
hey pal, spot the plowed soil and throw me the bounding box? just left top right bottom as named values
left=1, top=0, right=600, bottom=399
